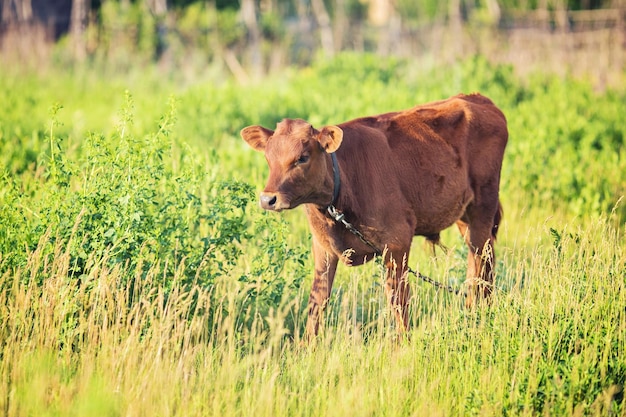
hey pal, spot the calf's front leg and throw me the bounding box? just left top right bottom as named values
left=305, top=239, right=339, bottom=340
left=383, top=250, right=411, bottom=333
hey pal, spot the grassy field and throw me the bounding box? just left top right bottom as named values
left=0, top=55, right=624, bottom=416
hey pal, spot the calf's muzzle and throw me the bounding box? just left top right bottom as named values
left=260, top=192, right=278, bottom=210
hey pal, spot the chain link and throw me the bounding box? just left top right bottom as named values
left=326, top=204, right=463, bottom=296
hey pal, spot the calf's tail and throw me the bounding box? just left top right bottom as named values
left=492, top=200, right=503, bottom=240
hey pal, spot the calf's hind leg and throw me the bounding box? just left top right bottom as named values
left=456, top=199, right=501, bottom=308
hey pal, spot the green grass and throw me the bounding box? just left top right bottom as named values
left=0, top=214, right=623, bottom=416
left=0, top=54, right=624, bottom=416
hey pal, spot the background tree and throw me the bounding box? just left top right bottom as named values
left=70, top=0, right=87, bottom=60
left=1, top=0, right=33, bottom=24
left=240, top=0, right=262, bottom=78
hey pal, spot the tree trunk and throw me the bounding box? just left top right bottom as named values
left=311, top=0, right=334, bottom=57
left=333, top=0, right=346, bottom=53
left=554, top=0, right=568, bottom=33
left=146, top=0, right=167, bottom=15
left=2, top=0, right=33, bottom=23
left=371, top=0, right=401, bottom=56
left=70, top=0, right=88, bottom=61
left=448, top=0, right=463, bottom=60
left=241, top=0, right=263, bottom=78
left=145, top=0, right=169, bottom=65
left=206, top=0, right=220, bottom=59
left=368, top=0, right=390, bottom=26
left=485, top=0, right=501, bottom=24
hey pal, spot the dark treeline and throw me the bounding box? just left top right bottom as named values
left=1, top=0, right=625, bottom=82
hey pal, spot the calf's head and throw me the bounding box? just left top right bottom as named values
left=241, top=119, right=343, bottom=211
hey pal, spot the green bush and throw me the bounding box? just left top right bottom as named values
left=0, top=92, right=306, bottom=320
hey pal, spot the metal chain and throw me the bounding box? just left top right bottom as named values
left=327, top=204, right=463, bottom=296
left=326, top=205, right=381, bottom=255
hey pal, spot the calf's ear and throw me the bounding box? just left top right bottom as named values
left=317, top=125, right=343, bottom=153
left=240, top=125, right=274, bottom=152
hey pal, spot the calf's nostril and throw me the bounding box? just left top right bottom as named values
left=260, top=193, right=278, bottom=209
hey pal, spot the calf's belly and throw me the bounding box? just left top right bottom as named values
left=412, top=186, right=474, bottom=236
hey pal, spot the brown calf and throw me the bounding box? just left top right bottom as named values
left=241, top=93, right=508, bottom=338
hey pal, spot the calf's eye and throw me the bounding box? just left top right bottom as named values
left=295, top=154, right=309, bottom=166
